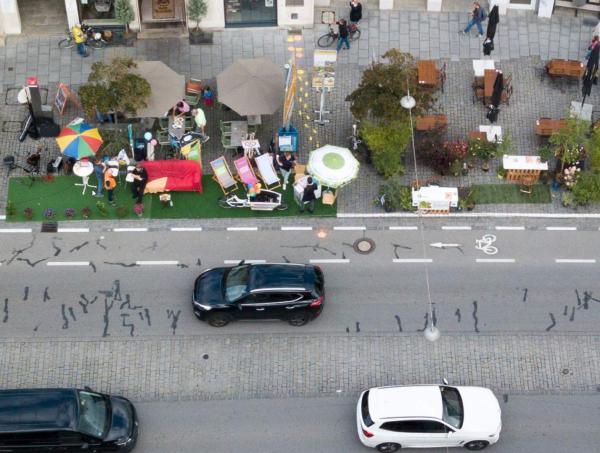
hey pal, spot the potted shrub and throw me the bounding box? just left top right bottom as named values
left=187, top=0, right=213, bottom=45
left=496, top=167, right=507, bottom=180
left=23, top=207, right=33, bottom=220
left=458, top=188, right=476, bottom=211
left=43, top=208, right=55, bottom=220
left=5, top=200, right=16, bottom=217
left=96, top=201, right=108, bottom=217
left=469, top=138, right=497, bottom=171
left=133, top=203, right=144, bottom=218
left=64, top=208, right=76, bottom=219
left=561, top=191, right=574, bottom=208
left=115, top=0, right=136, bottom=46
left=378, top=177, right=414, bottom=212
left=81, top=206, right=92, bottom=219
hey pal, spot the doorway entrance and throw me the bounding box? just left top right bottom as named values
left=224, top=0, right=278, bottom=27
left=18, top=0, right=68, bottom=35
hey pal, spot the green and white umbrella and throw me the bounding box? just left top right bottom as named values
left=307, top=145, right=360, bottom=189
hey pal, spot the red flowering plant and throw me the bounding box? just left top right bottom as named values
left=418, top=139, right=469, bottom=175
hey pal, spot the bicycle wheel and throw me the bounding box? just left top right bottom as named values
left=350, top=29, right=361, bottom=42
left=317, top=33, right=336, bottom=48
left=58, top=38, right=75, bottom=49
left=88, top=39, right=107, bottom=49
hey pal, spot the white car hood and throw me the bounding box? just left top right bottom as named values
left=459, top=387, right=502, bottom=434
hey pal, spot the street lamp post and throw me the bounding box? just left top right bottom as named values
left=400, top=85, right=440, bottom=343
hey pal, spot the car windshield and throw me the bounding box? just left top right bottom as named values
left=224, top=265, right=250, bottom=302
left=440, top=386, right=464, bottom=429
left=77, top=391, right=109, bottom=438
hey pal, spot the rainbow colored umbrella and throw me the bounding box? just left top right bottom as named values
left=56, top=122, right=103, bottom=159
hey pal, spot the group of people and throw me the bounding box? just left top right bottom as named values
left=336, top=1, right=363, bottom=52
left=270, top=148, right=318, bottom=213
left=92, top=158, right=148, bottom=206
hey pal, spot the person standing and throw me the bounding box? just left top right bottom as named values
left=130, top=165, right=148, bottom=204
left=276, top=151, right=296, bottom=190
left=202, top=86, right=214, bottom=107
left=336, top=19, right=351, bottom=52
left=91, top=157, right=105, bottom=198
left=587, top=35, right=599, bottom=60
left=192, top=108, right=209, bottom=143
left=349, top=1, right=362, bottom=24
left=461, top=2, right=486, bottom=37
left=300, top=177, right=318, bottom=214
left=71, top=24, right=88, bottom=57
left=103, top=166, right=117, bottom=206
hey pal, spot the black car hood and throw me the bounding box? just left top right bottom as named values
left=104, top=396, right=134, bottom=442
left=195, top=268, right=227, bottom=305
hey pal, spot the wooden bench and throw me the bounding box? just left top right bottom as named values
left=417, top=60, right=439, bottom=88
left=535, top=118, right=567, bottom=137
left=555, top=0, right=600, bottom=17
left=546, top=59, right=584, bottom=78
left=415, top=114, right=448, bottom=132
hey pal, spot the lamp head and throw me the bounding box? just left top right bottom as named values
left=401, top=95, right=416, bottom=110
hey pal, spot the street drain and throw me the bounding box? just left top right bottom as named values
left=353, top=238, right=375, bottom=255
left=203, top=354, right=209, bottom=360
left=562, top=368, right=570, bottom=375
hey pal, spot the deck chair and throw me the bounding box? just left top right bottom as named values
left=234, top=156, right=258, bottom=188
left=254, top=153, right=281, bottom=189
left=186, top=78, right=203, bottom=95
left=210, top=156, right=238, bottom=195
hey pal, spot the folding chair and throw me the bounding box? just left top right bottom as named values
left=254, top=153, right=281, bottom=190
left=186, top=78, right=203, bottom=95
left=519, top=175, right=535, bottom=196
left=158, top=117, right=169, bottom=131
left=220, top=121, right=233, bottom=133
left=184, top=93, right=200, bottom=108
left=234, top=156, right=258, bottom=188
left=210, top=156, right=238, bottom=195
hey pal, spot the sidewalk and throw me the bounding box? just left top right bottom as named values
left=0, top=7, right=598, bottom=217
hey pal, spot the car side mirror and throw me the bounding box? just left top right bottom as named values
left=442, top=378, right=449, bottom=385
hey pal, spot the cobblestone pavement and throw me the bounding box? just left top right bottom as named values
left=0, top=333, right=597, bottom=401
left=1, top=7, right=599, bottom=216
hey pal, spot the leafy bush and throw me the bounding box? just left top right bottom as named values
left=361, top=120, right=410, bottom=178
left=81, top=207, right=92, bottom=219
left=587, top=125, right=600, bottom=172
left=418, top=139, right=468, bottom=175
left=5, top=200, right=15, bottom=217
left=64, top=208, right=76, bottom=218
left=379, top=177, right=413, bottom=211
left=571, top=171, right=600, bottom=206
left=23, top=207, right=33, bottom=219
left=561, top=191, right=574, bottom=208
left=43, top=208, right=55, bottom=219
left=96, top=201, right=108, bottom=217
left=469, top=138, right=497, bottom=163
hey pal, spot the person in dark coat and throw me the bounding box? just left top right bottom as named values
left=336, top=19, right=350, bottom=52
left=349, top=1, right=362, bottom=24
left=130, top=165, right=148, bottom=204
left=300, top=177, right=318, bottom=213
left=461, top=2, right=486, bottom=37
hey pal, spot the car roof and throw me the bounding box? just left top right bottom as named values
left=248, top=263, right=314, bottom=291
left=368, top=386, right=443, bottom=421
left=0, top=389, right=79, bottom=433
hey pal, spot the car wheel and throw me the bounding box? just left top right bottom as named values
left=464, top=440, right=490, bottom=451
left=207, top=312, right=231, bottom=327
left=376, top=443, right=401, bottom=452
left=287, top=310, right=309, bottom=326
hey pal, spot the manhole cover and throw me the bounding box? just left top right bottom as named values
left=353, top=238, right=375, bottom=254
left=562, top=368, right=570, bottom=375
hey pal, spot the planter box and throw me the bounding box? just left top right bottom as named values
left=109, top=31, right=137, bottom=47
left=189, top=31, right=214, bottom=45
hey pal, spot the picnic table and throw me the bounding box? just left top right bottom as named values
left=546, top=59, right=584, bottom=78
left=472, top=59, right=495, bottom=77
left=535, top=118, right=567, bottom=136
left=168, top=116, right=185, bottom=141
left=415, top=114, right=448, bottom=131
left=417, top=60, right=439, bottom=87
left=484, top=69, right=500, bottom=100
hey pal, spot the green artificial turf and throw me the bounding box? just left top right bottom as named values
left=472, top=184, right=552, bottom=204
left=5, top=176, right=337, bottom=222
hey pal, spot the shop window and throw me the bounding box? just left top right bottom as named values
left=225, top=0, right=277, bottom=27
left=79, top=0, right=116, bottom=20
left=286, top=0, right=304, bottom=5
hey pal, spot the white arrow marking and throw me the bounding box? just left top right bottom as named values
left=430, top=242, right=462, bottom=248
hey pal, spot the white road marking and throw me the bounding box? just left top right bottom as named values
left=57, top=228, right=89, bottom=233
left=135, top=261, right=179, bottom=265
left=442, top=226, right=472, bottom=230
left=476, top=259, right=516, bottom=263
left=227, top=227, right=258, bottom=231
left=170, top=227, right=203, bottom=232
left=113, top=228, right=148, bottom=232
left=546, top=226, right=577, bottom=231
left=393, top=259, right=433, bottom=263
left=224, top=259, right=266, bottom=264
left=0, top=215, right=5, bottom=220
left=389, top=226, right=418, bottom=230
left=309, top=259, right=350, bottom=264
left=47, top=261, right=90, bottom=266
left=281, top=226, right=313, bottom=231
left=475, top=234, right=498, bottom=255
left=0, top=228, right=32, bottom=233
left=555, top=259, right=596, bottom=264
left=333, top=226, right=366, bottom=231
left=495, top=226, right=525, bottom=231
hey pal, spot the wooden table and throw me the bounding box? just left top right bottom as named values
left=418, top=60, right=439, bottom=87
left=229, top=120, right=248, bottom=147
left=484, top=69, right=499, bottom=99
left=415, top=114, right=448, bottom=131
left=547, top=59, right=584, bottom=78
left=503, top=154, right=548, bottom=182
left=535, top=118, right=567, bottom=136
left=468, top=131, right=487, bottom=141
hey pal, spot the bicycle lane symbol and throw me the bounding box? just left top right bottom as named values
left=475, top=234, right=498, bottom=255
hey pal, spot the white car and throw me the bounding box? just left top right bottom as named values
left=356, top=384, right=501, bottom=452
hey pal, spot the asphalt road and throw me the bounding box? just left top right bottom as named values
left=135, top=393, right=600, bottom=453
left=1, top=228, right=600, bottom=337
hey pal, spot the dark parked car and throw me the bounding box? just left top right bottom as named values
left=0, top=388, right=138, bottom=452
left=193, top=262, right=325, bottom=327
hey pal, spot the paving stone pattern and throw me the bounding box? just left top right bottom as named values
left=0, top=333, right=597, bottom=401
left=0, top=9, right=598, bottom=215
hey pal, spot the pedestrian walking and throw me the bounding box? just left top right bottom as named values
left=461, top=2, right=487, bottom=37
left=130, top=164, right=148, bottom=204
left=349, top=0, right=362, bottom=24
left=336, top=19, right=351, bottom=52
left=586, top=35, right=599, bottom=60
left=72, top=23, right=88, bottom=57
left=192, top=108, right=210, bottom=143
left=91, top=156, right=105, bottom=198
left=276, top=151, right=296, bottom=190
left=103, top=166, right=117, bottom=206
left=300, top=177, right=318, bottom=213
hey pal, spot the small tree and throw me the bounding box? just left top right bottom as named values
left=187, top=0, right=208, bottom=32
left=549, top=117, right=588, bottom=173
left=115, top=0, right=135, bottom=34
left=361, top=120, right=411, bottom=178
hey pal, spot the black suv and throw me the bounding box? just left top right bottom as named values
left=193, top=262, right=325, bottom=327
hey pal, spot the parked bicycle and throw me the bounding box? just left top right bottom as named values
left=317, top=22, right=361, bottom=48
left=58, top=25, right=107, bottom=51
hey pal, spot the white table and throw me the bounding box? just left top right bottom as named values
left=473, top=59, right=495, bottom=77
left=72, top=161, right=94, bottom=195
left=412, top=186, right=458, bottom=210
left=502, top=155, right=548, bottom=171
left=570, top=101, right=593, bottom=122
left=241, top=138, right=261, bottom=158
left=479, top=125, right=503, bottom=143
